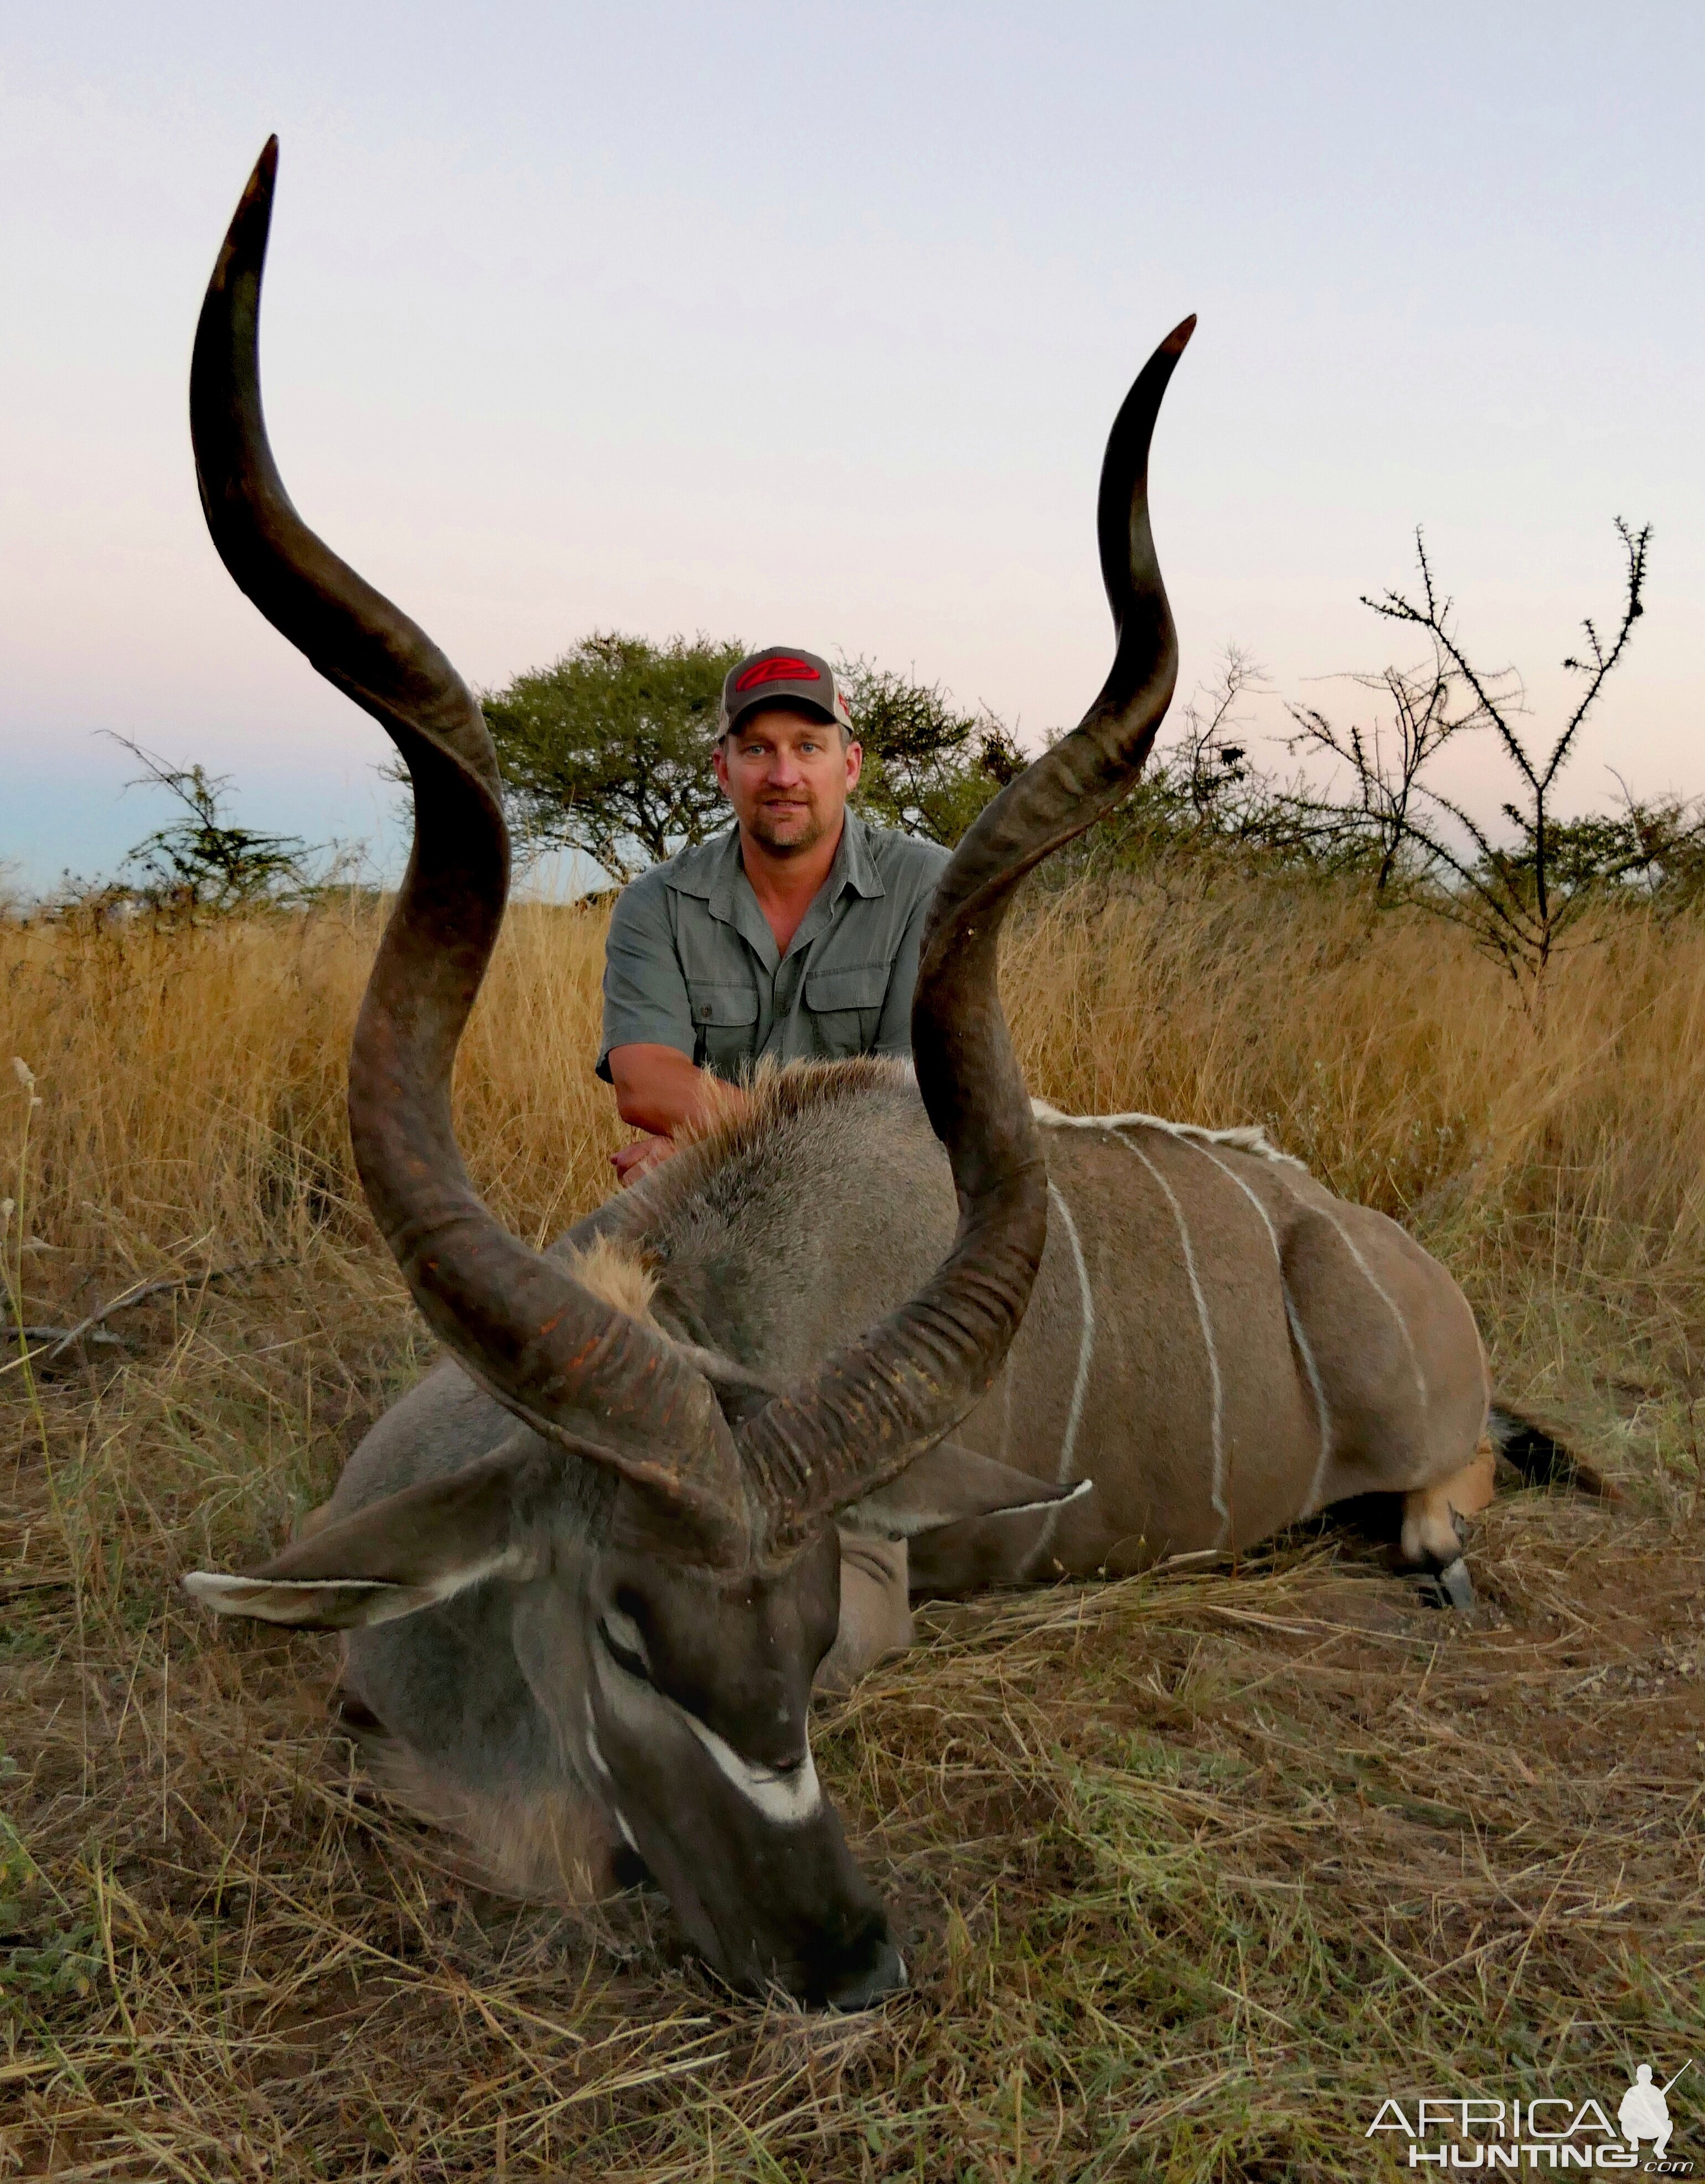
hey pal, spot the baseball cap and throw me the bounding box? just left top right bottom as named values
left=718, top=646, right=856, bottom=739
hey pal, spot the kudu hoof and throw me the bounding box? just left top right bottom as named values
left=1415, top=1555, right=1476, bottom=1612
left=822, top=1936, right=908, bottom=2012
left=609, top=1844, right=654, bottom=1892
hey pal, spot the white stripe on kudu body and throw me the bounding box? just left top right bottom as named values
left=1111, top=1131, right=1231, bottom=1543
left=1024, top=1182, right=1097, bottom=1575
left=1030, top=1100, right=1305, bottom=1170
left=1015, top=1100, right=1494, bottom=1571
left=1290, top=1188, right=1428, bottom=1413
left=1172, top=1135, right=1337, bottom=1517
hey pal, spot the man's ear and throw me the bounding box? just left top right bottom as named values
left=182, top=1437, right=557, bottom=1631
left=840, top=1442, right=1092, bottom=1540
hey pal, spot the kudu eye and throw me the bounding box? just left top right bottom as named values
left=599, top=1605, right=653, bottom=1683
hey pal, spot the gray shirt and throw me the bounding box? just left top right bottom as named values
left=597, top=812, right=950, bottom=1084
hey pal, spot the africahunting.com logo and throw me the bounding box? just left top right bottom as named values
left=1368, top=2062, right=1693, bottom=2171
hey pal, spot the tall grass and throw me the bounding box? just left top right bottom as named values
left=0, top=898, right=616, bottom=1274
left=1006, top=876, right=1705, bottom=1407
left=6, top=874, right=1703, bottom=1390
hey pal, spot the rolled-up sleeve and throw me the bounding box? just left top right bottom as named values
left=596, top=873, right=694, bottom=1081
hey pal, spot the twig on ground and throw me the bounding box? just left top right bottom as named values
left=5, top=1323, right=130, bottom=1351
left=2, top=1256, right=288, bottom=1372
left=43, top=1255, right=288, bottom=1360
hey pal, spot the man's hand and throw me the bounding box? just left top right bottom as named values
left=612, top=1132, right=676, bottom=1187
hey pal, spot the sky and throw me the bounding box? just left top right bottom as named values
left=3, top=3, right=1701, bottom=893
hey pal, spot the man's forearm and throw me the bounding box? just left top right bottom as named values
left=606, top=1044, right=747, bottom=1138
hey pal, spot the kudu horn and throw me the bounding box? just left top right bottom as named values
left=190, top=140, right=749, bottom=1564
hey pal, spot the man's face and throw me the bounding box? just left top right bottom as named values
left=714, top=706, right=862, bottom=858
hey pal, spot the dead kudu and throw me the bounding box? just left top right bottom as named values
left=185, top=143, right=1605, bottom=2008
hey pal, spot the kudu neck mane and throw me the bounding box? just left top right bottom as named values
left=586, top=1056, right=929, bottom=1363
left=654, top=1055, right=913, bottom=1193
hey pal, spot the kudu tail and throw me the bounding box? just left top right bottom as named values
left=1487, top=1405, right=1623, bottom=1503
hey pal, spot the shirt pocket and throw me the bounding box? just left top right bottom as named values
left=686, top=979, right=760, bottom=1079
left=803, top=960, right=890, bottom=1058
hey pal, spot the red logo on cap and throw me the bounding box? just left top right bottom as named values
left=736, top=655, right=822, bottom=692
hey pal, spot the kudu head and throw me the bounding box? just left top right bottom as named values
left=183, top=138, right=1191, bottom=2007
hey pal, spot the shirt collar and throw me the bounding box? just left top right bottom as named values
left=835, top=810, right=886, bottom=900
left=685, top=810, right=886, bottom=925
left=703, top=823, right=746, bottom=925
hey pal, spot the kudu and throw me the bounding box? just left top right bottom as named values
left=186, top=143, right=1597, bottom=2010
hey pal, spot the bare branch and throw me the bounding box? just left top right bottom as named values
left=1547, top=517, right=1650, bottom=793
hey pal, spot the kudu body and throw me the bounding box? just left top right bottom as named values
left=185, top=143, right=1559, bottom=2009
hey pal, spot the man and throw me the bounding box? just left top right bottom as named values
left=1619, top=2065, right=1681, bottom=2161
left=598, top=645, right=950, bottom=1183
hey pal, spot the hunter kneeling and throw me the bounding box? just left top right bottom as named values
left=597, top=645, right=949, bottom=1186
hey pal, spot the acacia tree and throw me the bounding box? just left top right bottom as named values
left=482, top=632, right=744, bottom=884
left=838, top=658, right=1025, bottom=848
left=1286, top=520, right=1652, bottom=991
left=1285, top=638, right=1478, bottom=893
left=112, top=738, right=317, bottom=915
left=1065, top=645, right=1362, bottom=878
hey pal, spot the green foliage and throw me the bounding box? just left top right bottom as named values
left=1480, top=793, right=1705, bottom=913
left=0, top=1781, right=100, bottom=2009
left=482, top=631, right=744, bottom=884
left=1061, top=646, right=1348, bottom=883
left=482, top=632, right=1029, bottom=875
left=1086, top=754, right=1705, bottom=925
left=838, top=658, right=1025, bottom=848
left=99, top=738, right=319, bottom=919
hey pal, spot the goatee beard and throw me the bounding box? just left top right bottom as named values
left=748, top=806, right=829, bottom=857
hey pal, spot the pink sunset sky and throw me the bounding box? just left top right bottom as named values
left=3, top=3, right=1701, bottom=890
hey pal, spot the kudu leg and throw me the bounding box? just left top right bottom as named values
left=817, top=1536, right=913, bottom=1695
left=1400, top=1447, right=1496, bottom=1610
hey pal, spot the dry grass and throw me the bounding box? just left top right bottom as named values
left=3, top=873, right=1703, bottom=2179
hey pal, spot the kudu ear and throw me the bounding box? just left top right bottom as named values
left=839, top=1442, right=1092, bottom=1540
left=182, top=1438, right=557, bottom=1631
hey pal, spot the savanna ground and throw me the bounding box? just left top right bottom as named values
left=3, top=869, right=1703, bottom=2180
